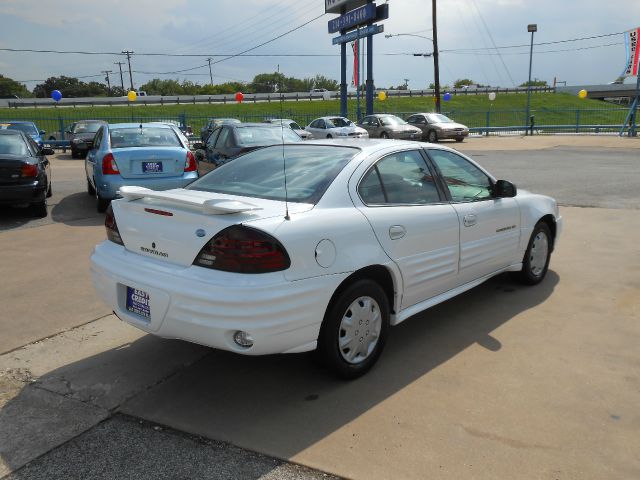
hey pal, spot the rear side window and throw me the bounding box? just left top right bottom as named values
left=359, top=150, right=440, bottom=205
left=109, top=127, right=180, bottom=148
left=188, top=145, right=357, bottom=204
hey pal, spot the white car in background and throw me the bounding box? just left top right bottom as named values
left=305, top=116, right=368, bottom=139
left=91, top=140, right=561, bottom=378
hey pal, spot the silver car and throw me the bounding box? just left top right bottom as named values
left=264, top=118, right=313, bottom=139
left=358, top=114, right=422, bottom=140
left=406, top=113, right=469, bottom=143
left=305, top=116, right=368, bottom=139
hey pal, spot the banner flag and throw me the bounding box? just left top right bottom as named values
left=621, top=27, right=640, bottom=77
left=352, top=40, right=359, bottom=86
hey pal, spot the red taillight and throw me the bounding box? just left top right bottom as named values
left=184, top=151, right=197, bottom=172
left=193, top=225, right=290, bottom=273
left=102, top=153, right=120, bottom=175
left=105, top=204, right=124, bottom=245
left=21, top=163, right=38, bottom=177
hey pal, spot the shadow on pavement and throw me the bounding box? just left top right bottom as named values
left=51, top=192, right=103, bottom=227
left=0, top=206, right=33, bottom=231
left=0, top=271, right=559, bottom=477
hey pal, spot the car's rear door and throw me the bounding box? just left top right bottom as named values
left=425, top=148, right=521, bottom=284
left=353, top=149, right=460, bottom=310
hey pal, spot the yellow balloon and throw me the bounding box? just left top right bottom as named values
left=127, top=90, right=137, bottom=102
left=578, top=89, right=587, bottom=99
left=377, top=91, right=387, bottom=101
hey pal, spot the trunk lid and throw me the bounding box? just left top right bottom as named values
left=0, top=155, right=32, bottom=185
left=112, top=188, right=312, bottom=267
left=111, top=147, right=187, bottom=179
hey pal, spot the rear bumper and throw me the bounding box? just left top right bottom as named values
left=90, top=241, right=347, bottom=355
left=96, top=172, right=199, bottom=200
left=0, top=181, right=46, bottom=204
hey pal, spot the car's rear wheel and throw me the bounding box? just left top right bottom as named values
left=70, top=147, right=78, bottom=159
left=31, top=199, right=47, bottom=218
left=46, top=182, right=52, bottom=198
left=318, top=279, right=389, bottom=379
left=427, top=130, right=438, bottom=143
left=96, top=192, right=109, bottom=213
left=87, top=178, right=96, bottom=196
left=514, top=222, right=552, bottom=285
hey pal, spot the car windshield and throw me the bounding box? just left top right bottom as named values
left=326, top=117, right=353, bottom=128
left=379, top=115, right=407, bottom=126
left=109, top=126, right=181, bottom=148
left=187, top=145, right=357, bottom=204
left=6, top=123, right=38, bottom=135
left=235, top=126, right=301, bottom=146
left=0, top=134, right=28, bottom=155
left=73, top=122, right=102, bottom=134
left=426, top=114, right=454, bottom=123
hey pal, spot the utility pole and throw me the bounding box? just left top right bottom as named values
left=121, top=50, right=135, bottom=91
left=207, top=57, right=213, bottom=86
left=403, top=78, right=410, bottom=89
left=432, top=0, right=441, bottom=113
left=102, top=70, right=113, bottom=96
left=114, top=61, right=125, bottom=93
left=525, top=24, right=537, bottom=135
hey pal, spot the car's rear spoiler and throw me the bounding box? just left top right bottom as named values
left=118, top=186, right=263, bottom=215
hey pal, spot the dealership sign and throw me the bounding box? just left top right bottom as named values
left=621, top=27, right=640, bottom=77
left=328, top=3, right=376, bottom=33
left=332, top=24, right=384, bottom=45
left=325, top=0, right=367, bottom=14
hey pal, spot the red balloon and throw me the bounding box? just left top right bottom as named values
left=235, top=92, right=244, bottom=103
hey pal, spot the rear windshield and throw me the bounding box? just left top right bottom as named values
left=187, top=145, right=357, bottom=204
left=0, top=134, right=28, bottom=155
left=73, top=122, right=102, bottom=134
left=6, top=123, right=38, bottom=135
left=109, top=127, right=181, bottom=148
left=235, top=126, right=301, bottom=146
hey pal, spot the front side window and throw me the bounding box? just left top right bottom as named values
left=235, top=127, right=300, bottom=146
left=188, top=145, right=357, bottom=204
left=427, top=149, right=492, bottom=202
left=206, top=127, right=221, bottom=148
left=214, top=127, right=231, bottom=148
left=359, top=150, right=440, bottom=205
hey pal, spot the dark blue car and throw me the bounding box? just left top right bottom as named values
left=0, top=121, right=45, bottom=147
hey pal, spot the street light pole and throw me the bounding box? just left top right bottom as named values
left=525, top=24, right=537, bottom=135
left=432, top=0, right=441, bottom=113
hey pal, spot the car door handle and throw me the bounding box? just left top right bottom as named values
left=463, top=213, right=477, bottom=227
left=389, top=225, right=406, bottom=240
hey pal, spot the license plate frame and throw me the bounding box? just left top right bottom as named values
left=142, top=161, right=163, bottom=173
left=126, top=286, right=151, bottom=318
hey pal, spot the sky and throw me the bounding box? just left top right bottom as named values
left=0, top=0, right=639, bottom=92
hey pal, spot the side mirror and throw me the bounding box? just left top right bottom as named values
left=39, top=130, right=46, bottom=135
left=41, top=148, right=55, bottom=155
left=192, top=142, right=204, bottom=150
left=493, top=180, right=517, bottom=198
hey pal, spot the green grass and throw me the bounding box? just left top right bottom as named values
left=0, top=92, right=628, bottom=138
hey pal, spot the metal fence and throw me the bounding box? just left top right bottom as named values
left=0, top=106, right=633, bottom=145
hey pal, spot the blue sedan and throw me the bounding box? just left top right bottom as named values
left=85, top=123, right=199, bottom=212
left=0, top=121, right=45, bottom=147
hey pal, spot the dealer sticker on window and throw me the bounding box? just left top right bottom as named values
left=126, top=287, right=150, bottom=318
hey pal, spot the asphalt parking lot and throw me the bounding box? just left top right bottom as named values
left=1, top=135, right=639, bottom=479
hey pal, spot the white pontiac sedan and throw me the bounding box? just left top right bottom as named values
left=91, top=140, right=562, bottom=378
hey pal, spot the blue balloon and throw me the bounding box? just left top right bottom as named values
left=51, top=90, right=62, bottom=102
left=443, top=92, right=452, bottom=101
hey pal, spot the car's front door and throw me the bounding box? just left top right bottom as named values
left=426, top=148, right=521, bottom=284
left=354, top=149, right=460, bottom=310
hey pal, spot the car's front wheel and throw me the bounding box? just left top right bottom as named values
left=318, top=279, right=389, bottom=379
left=380, top=132, right=389, bottom=139
left=514, top=222, right=552, bottom=285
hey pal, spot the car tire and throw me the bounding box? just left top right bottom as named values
left=455, top=137, right=464, bottom=143
left=87, top=178, right=96, bottom=196
left=71, top=148, right=78, bottom=159
left=427, top=130, right=438, bottom=143
left=46, top=182, right=52, bottom=198
left=31, top=199, right=47, bottom=218
left=96, top=193, right=110, bottom=213
left=326, top=134, right=333, bottom=139
left=318, top=279, right=390, bottom=379
left=513, top=222, right=552, bottom=285
left=380, top=132, right=389, bottom=139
